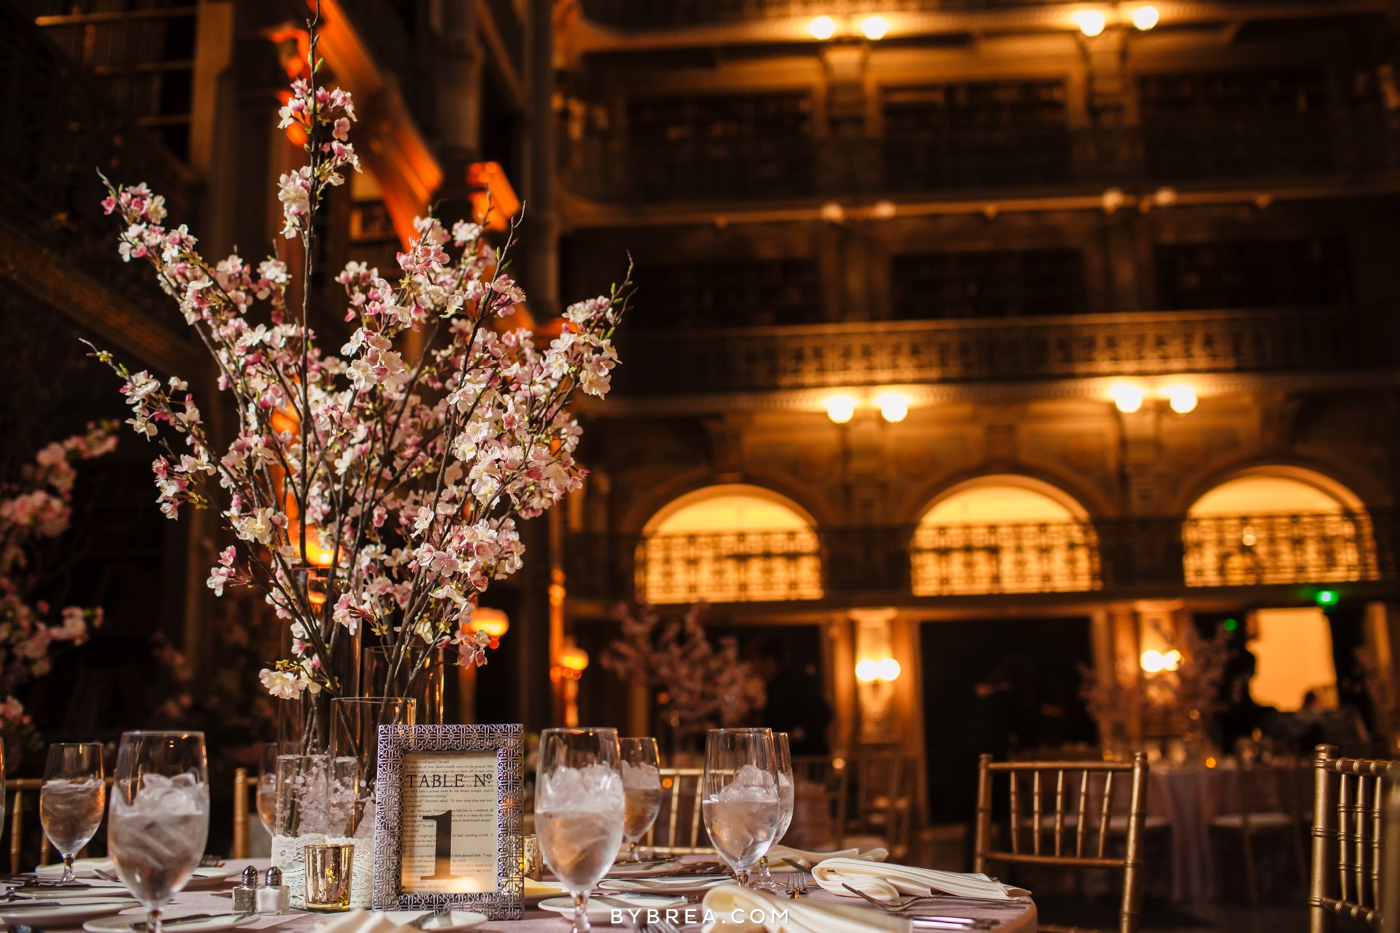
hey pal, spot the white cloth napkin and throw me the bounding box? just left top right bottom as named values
left=813, top=858, right=1029, bottom=901
left=35, top=857, right=114, bottom=878
left=702, top=882, right=910, bottom=933
left=318, top=908, right=414, bottom=933
left=768, top=846, right=887, bottom=870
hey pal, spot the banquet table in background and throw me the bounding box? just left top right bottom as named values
left=40, top=860, right=1039, bottom=933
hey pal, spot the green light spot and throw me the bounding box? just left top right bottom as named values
left=1316, top=590, right=1339, bottom=606
left=1224, top=618, right=1238, bottom=632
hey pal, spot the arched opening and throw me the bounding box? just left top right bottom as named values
left=637, top=485, right=822, bottom=604
left=1182, top=469, right=1377, bottom=586
left=911, top=478, right=1100, bottom=596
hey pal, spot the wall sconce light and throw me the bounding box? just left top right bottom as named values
left=1073, top=9, right=1106, bottom=36
left=860, top=15, right=888, bottom=39
left=1109, top=383, right=1144, bottom=413
left=856, top=658, right=901, bottom=682
left=471, top=607, right=509, bottom=640
left=1163, top=384, right=1198, bottom=414
left=1140, top=649, right=1181, bottom=673
left=559, top=644, right=589, bottom=674
left=825, top=393, right=857, bottom=424
left=1132, top=5, right=1160, bottom=29
left=874, top=391, right=909, bottom=423
left=809, top=15, right=836, bottom=39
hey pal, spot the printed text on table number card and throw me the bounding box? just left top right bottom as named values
left=400, top=752, right=500, bottom=893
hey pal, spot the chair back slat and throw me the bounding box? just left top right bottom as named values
left=1309, top=744, right=1396, bottom=931
left=644, top=768, right=712, bottom=855
left=975, top=753, right=1148, bottom=933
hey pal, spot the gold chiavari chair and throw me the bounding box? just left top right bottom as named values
left=789, top=755, right=849, bottom=850
left=974, top=752, right=1148, bottom=933
left=5, top=776, right=116, bottom=873
left=643, top=768, right=714, bottom=855
left=232, top=768, right=258, bottom=860
left=1309, top=744, right=1397, bottom=931
left=847, top=753, right=917, bottom=859
left=1381, top=780, right=1400, bottom=933
left=1209, top=759, right=1309, bottom=904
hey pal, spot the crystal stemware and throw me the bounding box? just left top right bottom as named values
left=535, top=727, right=624, bottom=933
left=752, top=731, right=794, bottom=889
left=108, top=731, right=209, bottom=933
left=701, top=727, right=781, bottom=886
left=618, top=737, right=662, bottom=862
left=40, top=743, right=107, bottom=882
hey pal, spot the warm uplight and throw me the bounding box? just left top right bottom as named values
left=1165, top=384, right=1198, bottom=414
left=472, top=607, right=509, bottom=639
left=1162, top=649, right=1182, bottom=672
left=1132, top=5, right=1160, bottom=29
left=876, top=658, right=902, bottom=682
left=825, top=393, right=857, bottom=424
left=855, top=659, right=880, bottom=682
left=861, top=15, right=889, bottom=39
left=1109, top=383, right=1144, bottom=413
left=1073, top=9, right=1107, bottom=36
left=1140, top=649, right=1165, bottom=673
left=559, top=645, right=589, bottom=672
left=809, top=15, right=837, bottom=39
left=875, top=391, right=909, bottom=423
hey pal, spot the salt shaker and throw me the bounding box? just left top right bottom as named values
left=232, top=866, right=258, bottom=913
left=256, top=866, right=290, bottom=915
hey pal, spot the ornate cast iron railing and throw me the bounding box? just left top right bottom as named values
left=1181, top=512, right=1380, bottom=587
left=911, top=521, right=1101, bottom=596
left=636, top=529, right=823, bottom=604
left=615, top=308, right=1358, bottom=393
left=584, top=0, right=1122, bottom=28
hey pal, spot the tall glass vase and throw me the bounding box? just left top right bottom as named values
left=362, top=647, right=446, bottom=724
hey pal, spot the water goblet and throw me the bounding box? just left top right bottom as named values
left=619, top=737, right=662, bottom=862
left=40, top=743, right=106, bottom=882
left=701, top=727, right=781, bottom=886
left=535, top=727, right=624, bottom=933
left=752, top=732, right=794, bottom=889
left=108, top=731, right=209, bottom=933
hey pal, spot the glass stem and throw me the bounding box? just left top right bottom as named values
left=735, top=870, right=750, bottom=887
left=571, top=892, right=591, bottom=933
left=62, top=854, right=75, bottom=883
left=146, top=908, right=163, bottom=933
left=756, top=855, right=771, bottom=883
left=628, top=840, right=640, bottom=862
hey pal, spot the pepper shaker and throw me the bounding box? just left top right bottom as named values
left=256, top=866, right=290, bottom=915
left=232, top=866, right=258, bottom=913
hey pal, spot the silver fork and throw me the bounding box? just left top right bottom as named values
left=783, top=874, right=809, bottom=898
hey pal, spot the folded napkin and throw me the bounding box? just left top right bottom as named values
left=768, top=846, right=887, bottom=870
left=318, top=909, right=411, bottom=933
left=524, top=877, right=564, bottom=898
left=702, top=881, right=910, bottom=933
left=813, top=859, right=1029, bottom=901
left=35, top=857, right=115, bottom=878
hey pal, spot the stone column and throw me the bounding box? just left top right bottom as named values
left=524, top=0, right=559, bottom=316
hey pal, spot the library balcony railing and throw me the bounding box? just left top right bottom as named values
left=612, top=307, right=1359, bottom=395
left=910, top=521, right=1100, bottom=596
left=1181, top=512, right=1385, bottom=587
left=1, top=2, right=195, bottom=302
left=562, top=116, right=1400, bottom=204
left=634, top=529, right=825, bottom=604
left=581, top=0, right=1106, bottom=28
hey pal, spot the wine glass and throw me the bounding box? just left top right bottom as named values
left=108, top=732, right=209, bottom=933
left=618, top=737, right=662, bottom=862
left=256, top=742, right=279, bottom=836
left=535, top=728, right=624, bottom=933
left=701, top=728, right=781, bottom=886
left=40, top=743, right=106, bottom=882
left=752, top=731, right=794, bottom=889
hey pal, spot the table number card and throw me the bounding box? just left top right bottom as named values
left=372, top=724, right=524, bottom=918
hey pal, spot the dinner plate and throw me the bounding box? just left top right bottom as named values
left=598, top=875, right=731, bottom=896
left=0, top=896, right=139, bottom=925
left=1, top=881, right=133, bottom=899
left=36, top=859, right=116, bottom=880
left=371, top=910, right=488, bottom=931
left=539, top=894, right=688, bottom=926
left=85, top=909, right=259, bottom=933
left=605, top=859, right=681, bottom=878
left=523, top=879, right=566, bottom=906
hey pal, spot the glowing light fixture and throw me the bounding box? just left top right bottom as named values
left=1165, top=384, right=1198, bottom=414
left=1073, top=9, right=1106, bottom=36
left=1315, top=589, right=1339, bottom=607
left=875, top=390, right=909, bottom=423
left=809, top=15, right=837, bottom=39
left=1132, top=5, right=1160, bottom=29
left=471, top=607, right=509, bottom=639
left=876, top=658, right=902, bottom=682
left=559, top=644, right=590, bottom=672
left=1109, top=383, right=1144, bottom=414
left=825, top=393, right=857, bottom=424
left=1162, top=649, right=1182, bottom=672
left=855, top=659, right=880, bottom=682
left=1140, top=650, right=1165, bottom=673
left=861, top=15, right=889, bottom=39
